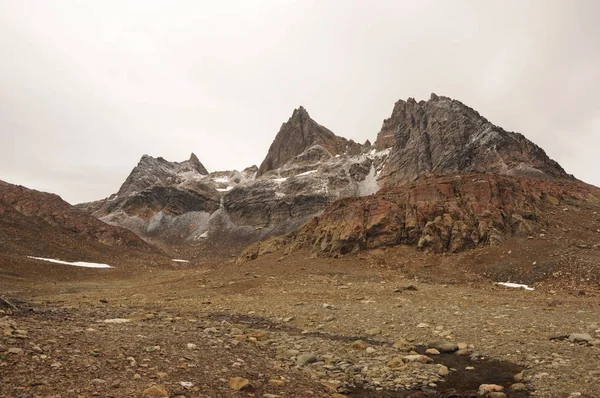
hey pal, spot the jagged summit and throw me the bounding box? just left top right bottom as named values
left=116, top=154, right=209, bottom=197
left=257, top=106, right=363, bottom=177
left=376, top=93, right=570, bottom=186
left=188, top=152, right=209, bottom=175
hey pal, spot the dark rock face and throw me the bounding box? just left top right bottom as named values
left=117, top=153, right=208, bottom=197
left=109, top=186, right=220, bottom=220
left=376, top=94, right=569, bottom=186
left=0, top=180, right=161, bottom=258
left=239, top=174, right=599, bottom=261
left=257, top=107, right=363, bottom=177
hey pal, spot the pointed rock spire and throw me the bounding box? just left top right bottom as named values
left=188, top=152, right=208, bottom=175
left=257, top=107, right=363, bottom=177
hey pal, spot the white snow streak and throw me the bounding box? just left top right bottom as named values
left=497, top=282, right=534, bottom=291
left=27, top=256, right=112, bottom=268
left=297, top=170, right=318, bottom=176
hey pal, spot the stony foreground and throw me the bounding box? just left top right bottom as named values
left=1, top=250, right=600, bottom=397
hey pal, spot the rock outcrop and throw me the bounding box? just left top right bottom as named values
left=375, top=94, right=570, bottom=186
left=257, top=106, right=363, bottom=177
left=239, top=174, right=599, bottom=261
left=0, top=180, right=162, bottom=259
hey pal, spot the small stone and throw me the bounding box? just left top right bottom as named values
left=332, top=394, right=348, bottom=398
left=91, top=379, right=106, bottom=385
left=510, top=383, right=526, bottom=392
left=402, top=354, right=433, bottom=364
left=568, top=333, right=592, bottom=343
left=425, top=348, right=440, bottom=355
left=364, top=328, right=382, bottom=336
left=435, top=342, right=458, bottom=353
left=268, top=379, right=285, bottom=387
left=50, top=362, right=61, bottom=368
left=387, top=357, right=405, bottom=368
left=365, top=347, right=376, bottom=354
left=351, top=340, right=369, bottom=350
left=133, top=374, right=142, bottom=380
left=186, top=343, right=197, bottom=350
left=7, top=347, right=23, bottom=355
left=157, top=372, right=168, bottom=380
left=228, top=377, right=251, bottom=391
left=296, top=354, right=317, bottom=366
left=417, top=323, right=430, bottom=328
left=143, top=385, right=169, bottom=397
left=456, top=349, right=472, bottom=356
left=478, top=384, right=504, bottom=396
left=438, top=365, right=449, bottom=376
left=392, top=339, right=414, bottom=352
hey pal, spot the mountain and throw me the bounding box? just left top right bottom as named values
left=375, top=94, right=570, bottom=186
left=240, top=173, right=599, bottom=261
left=77, top=108, right=383, bottom=249
left=76, top=94, right=589, bottom=261
left=0, top=180, right=163, bottom=261
left=257, top=106, right=363, bottom=177
left=116, top=153, right=208, bottom=197
left=239, top=94, right=597, bottom=262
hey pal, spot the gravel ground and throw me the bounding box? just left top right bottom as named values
left=1, top=247, right=599, bottom=398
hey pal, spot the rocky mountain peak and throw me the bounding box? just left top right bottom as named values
left=257, top=107, right=363, bottom=177
left=375, top=94, right=570, bottom=186
left=188, top=152, right=209, bottom=175
left=116, top=153, right=209, bottom=197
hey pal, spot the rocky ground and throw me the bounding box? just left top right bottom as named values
left=1, top=246, right=599, bottom=398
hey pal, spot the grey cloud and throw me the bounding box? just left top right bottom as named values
left=1, top=0, right=598, bottom=203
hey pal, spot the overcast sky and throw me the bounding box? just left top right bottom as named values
left=1, top=0, right=598, bottom=204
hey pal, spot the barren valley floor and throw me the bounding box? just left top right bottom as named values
left=1, top=248, right=599, bottom=398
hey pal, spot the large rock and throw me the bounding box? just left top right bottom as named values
left=376, top=93, right=570, bottom=186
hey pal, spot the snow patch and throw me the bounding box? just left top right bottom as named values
left=102, top=318, right=131, bottom=324
left=358, top=165, right=379, bottom=196
left=27, top=256, right=112, bottom=269
left=214, top=177, right=229, bottom=183
left=497, top=282, right=534, bottom=291
left=217, top=186, right=233, bottom=192
left=273, top=177, right=288, bottom=183
left=297, top=170, right=318, bottom=177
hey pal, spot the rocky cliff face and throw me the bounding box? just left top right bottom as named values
left=375, top=94, right=570, bottom=186
left=239, top=174, right=599, bottom=261
left=0, top=180, right=162, bottom=259
left=257, top=107, right=363, bottom=177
